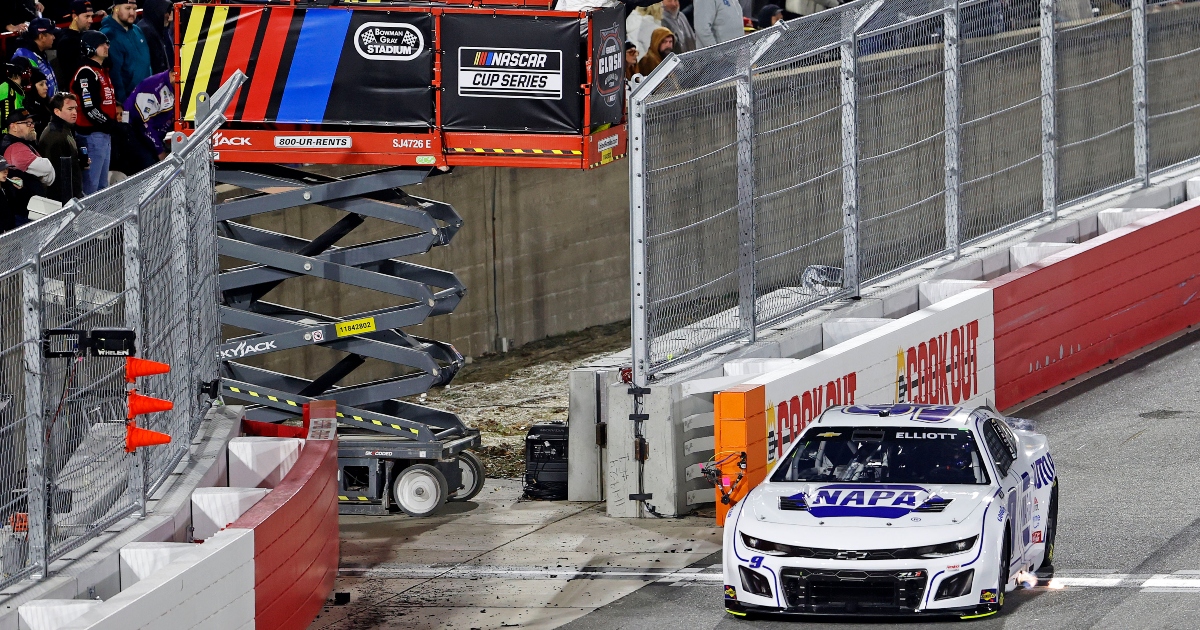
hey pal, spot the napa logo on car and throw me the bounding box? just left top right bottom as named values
left=458, top=47, right=563, bottom=100
left=805, top=484, right=931, bottom=518
left=355, top=22, right=424, bottom=61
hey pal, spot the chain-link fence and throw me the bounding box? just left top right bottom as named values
left=630, top=0, right=1200, bottom=384
left=0, top=74, right=244, bottom=590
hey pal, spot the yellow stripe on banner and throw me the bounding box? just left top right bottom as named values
left=178, top=6, right=207, bottom=92
left=186, top=6, right=229, bottom=121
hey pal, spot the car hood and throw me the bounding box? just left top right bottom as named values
left=743, top=482, right=994, bottom=529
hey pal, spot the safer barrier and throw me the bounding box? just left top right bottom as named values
left=712, top=192, right=1200, bottom=524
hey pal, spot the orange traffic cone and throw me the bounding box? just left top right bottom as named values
left=126, top=422, right=171, bottom=452
left=127, top=389, right=174, bottom=419
left=125, top=357, right=170, bottom=383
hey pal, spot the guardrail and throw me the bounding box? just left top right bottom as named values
left=0, top=73, right=245, bottom=591
left=629, top=0, right=1200, bottom=385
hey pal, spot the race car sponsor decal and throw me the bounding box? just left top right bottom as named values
left=997, top=506, right=1006, bottom=522
left=770, top=371, right=856, bottom=463
left=895, top=319, right=980, bottom=405
left=1032, top=530, right=1043, bottom=543
left=804, top=484, right=937, bottom=519
left=724, top=585, right=737, bottom=600
left=895, top=431, right=959, bottom=440
left=980, top=588, right=998, bottom=603
left=1032, top=453, right=1056, bottom=488
left=458, top=47, right=563, bottom=99
left=1032, top=514, right=1041, bottom=528
left=815, top=432, right=841, bottom=438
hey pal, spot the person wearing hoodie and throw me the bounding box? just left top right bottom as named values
left=100, top=1, right=152, bottom=102
left=23, top=68, right=52, bottom=135
left=11, top=18, right=58, bottom=96
left=694, top=0, right=743, bottom=48
left=123, top=70, right=174, bottom=167
left=661, top=0, right=696, bottom=54
left=637, top=27, right=675, bottom=76
left=71, top=29, right=119, bottom=194
left=139, top=0, right=174, bottom=74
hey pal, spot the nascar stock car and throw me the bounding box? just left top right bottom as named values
left=723, top=403, right=1058, bottom=619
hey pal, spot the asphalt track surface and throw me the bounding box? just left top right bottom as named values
left=560, top=330, right=1200, bottom=630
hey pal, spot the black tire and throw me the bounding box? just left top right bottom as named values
left=1040, top=479, right=1059, bottom=573
left=997, top=524, right=1011, bottom=611
left=393, top=464, right=448, bottom=517
left=448, top=451, right=485, bottom=502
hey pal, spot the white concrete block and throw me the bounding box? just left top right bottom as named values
left=822, top=318, right=894, bottom=349
left=918, top=280, right=984, bottom=309
left=190, top=488, right=269, bottom=541
left=722, top=358, right=802, bottom=377
left=1097, top=208, right=1161, bottom=234
left=1009, top=242, right=1075, bottom=270
left=227, top=436, right=303, bottom=489
left=17, top=601, right=102, bottom=630
left=119, top=543, right=196, bottom=591
left=1187, top=177, right=1200, bottom=200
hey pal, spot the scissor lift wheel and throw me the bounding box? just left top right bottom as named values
left=393, top=464, right=448, bottom=517
left=449, top=451, right=485, bottom=502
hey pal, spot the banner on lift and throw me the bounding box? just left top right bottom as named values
left=441, top=13, right=582, bottom=133
left=589, top=6, right=625, bottom=128
left=178, top=6, right=434, bottom=126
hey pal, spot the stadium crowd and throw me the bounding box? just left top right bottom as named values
left=1, top=0, right=176, bottom=232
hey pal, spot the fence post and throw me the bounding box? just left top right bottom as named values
left=736, top=69, right=758, bottom=341
left=628, top=57, right=678, bottom=387
left=840, top=19, right=861, bottom=296
left=1039, top=0, right=1057, bottom=220
left=944, top=0, right=961, bottom=258
left=123, top=215, right=147, bottom=518
left=1131, top=0, right=1149, bottom=186
left=21, top=264, right=47, bottom=579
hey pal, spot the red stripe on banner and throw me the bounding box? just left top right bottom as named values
left=241, top=7, right=294, bottom=121
left=220, top=7, right=262, bottom=116
left=989, top=198, right=1200, bottom=409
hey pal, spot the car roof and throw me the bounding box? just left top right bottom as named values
left=812, top=404, right=978, bottom=428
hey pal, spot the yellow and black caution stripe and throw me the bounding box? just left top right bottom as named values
left=224, top=384, right=421, bottom=437
left=338, top=496, right=374, bottom=502
left=450, top=148, right=583, bottom=155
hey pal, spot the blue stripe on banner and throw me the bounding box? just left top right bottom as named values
left=275, top=9, right=352, bottom=123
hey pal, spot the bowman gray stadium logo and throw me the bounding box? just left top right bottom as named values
left=355, top=22, right=424, bottom=61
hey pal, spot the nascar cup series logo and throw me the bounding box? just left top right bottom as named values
left=458, top=47, right=563, bottom=100
left=355, top=22, right=424, bottom=61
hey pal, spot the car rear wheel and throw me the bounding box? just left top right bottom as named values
left=1040, top=479, right=1059, bottom=575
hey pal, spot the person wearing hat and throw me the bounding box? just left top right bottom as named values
left=11, top=18, right=59, bottom=96
left=139, top=0, right=175, bottom=75
left=756, top=4, right=783, bottom=27
left=72, top=28, right=118, bottom=194
left=38, top=92, right=85, bottom=202
left=1, top=64, right=28, bottom=134
left=101, top=1, right=153, bottom=103
left=54, top=1, right=97, bottom=85
left=1, top=109, right=55, bottom=195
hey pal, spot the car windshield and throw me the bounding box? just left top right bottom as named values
left=770, top=426, right=991, bottom=485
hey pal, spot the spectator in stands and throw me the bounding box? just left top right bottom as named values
left=72, top=29, right=117, bottom=194
left=11, top=18, right=58, bottom=96
left=625, top=42, right=639, bottom=80
left=25, top=69, right=51, bottom=135
left=101, top=1, right=152, bottom=102
left=626, top=4, right=662, bottom=64
left=123, top=70, right=174, bottom=168
left=694, top=0, right=742, bottom=48
left=2, top=109, right=55, bottom=196
left=54, top=1, right=96, bottom=86
left=2, top=1, right=40, bottom=36
left=1, top=64, right=28, bottom=132
left=0, top=157, right=25, bottom=233
left=38, top=92, right=84, bottom=201
left=756, top=4, right=782, bottom=27
left=637, top=27, right=675, bottom=75
left=661, top=0, right=696, bottom=54
left=139, top=0, right=174, bottom=75
left=789, top=0, right=839, bottom=17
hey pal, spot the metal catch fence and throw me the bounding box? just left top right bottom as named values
left=629, top=0, right=1200, bottom=385
left=0, top=74, right=245, bottom=590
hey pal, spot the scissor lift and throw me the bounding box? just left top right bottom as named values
left=178, top=0, right=627, bottom=516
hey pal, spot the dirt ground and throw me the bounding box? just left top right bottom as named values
left=416, top=320, right=629, bottom=478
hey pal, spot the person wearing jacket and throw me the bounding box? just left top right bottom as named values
left=123, top=70, right=174, bottom=168
left=1, top=64, right=28, bottom=133
left=10, top=18, right=58, bottom=96
left=1, top=109, right=55, bottom=197
left=72, top=29, right=118, bottom=194
left=54, top=1, right=97, bottom=88
left=139, top=0, right=174, bottom=75
left=661, top=0, right=696, bottom=54
left=1, top=1, right=39, bottom=35
left=37, top=92, right=85, bottom=201
left=100, top=1, right=152, bottom=103
left=637, top=27, right=675, bottom=76
left=694, top=0, right=743, bottom=48
left=23, top=68, right=51, bottom=135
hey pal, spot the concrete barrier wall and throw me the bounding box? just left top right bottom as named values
left=990, top=197, right=1200, bottom=408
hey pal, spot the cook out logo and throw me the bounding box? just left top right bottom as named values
left=220, top=340, right=276, bottom=359
left=769, top=371, right=856, bottom=462
left=896, top=319, right=980, bottom=405
left=212, top=132, right=251, bottom=147
left=804, top=484, right=932, bottom=519
left=355, top=22, right=424, bottom=61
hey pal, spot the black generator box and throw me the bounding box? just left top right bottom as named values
left=524, top=422, right=568, bottom=500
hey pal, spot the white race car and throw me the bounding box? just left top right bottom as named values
left=723, top=404, right=1058, bottom=620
